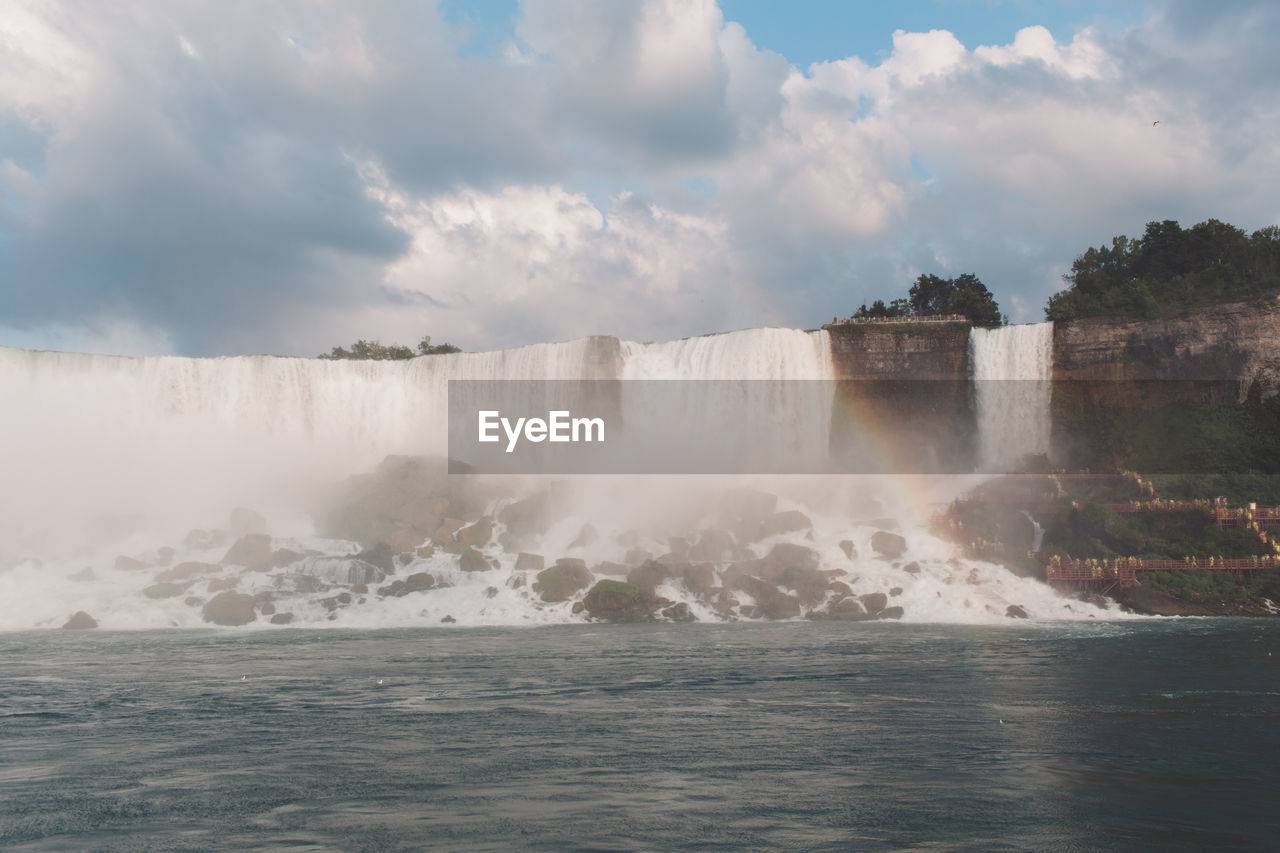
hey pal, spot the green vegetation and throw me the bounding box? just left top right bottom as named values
left=1045, top=219, right=1280, bottom=321
left=853, top=273, right=1004, bottom=327
left=1041, top=505, right=1260, bottom=561
left=319, top=335, right=461, bottom=360
left=1141, top=566, right=1280, bottom=604
left=1149, top=474, right=1280, bottom=506
left=1125, top=396, right=1280, bottom=475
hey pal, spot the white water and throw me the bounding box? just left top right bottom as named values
left=969, top=322, right=1054, bottom=472
left=0, top=325, right=1120, bottom=630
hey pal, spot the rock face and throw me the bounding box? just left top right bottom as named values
left=1051, top=296, right=1280, bottom=466
left=514, top=552, right=545, bottom=572
left=377, top=572, right=435, bottom=597
left=458, top=547, right=492, bottom=573
left=155, top=561, right=218, bottom=583
left=870, top=531, right=907, bottom=558
left=582, top=580, right=665, bottom=621
left=221, top=534, right=273, bottom=570
left=534, top=559, right=593, bottom=602
left=63, top=611, right=98, bottom=629
left=202, top=592, right=257, bottom=626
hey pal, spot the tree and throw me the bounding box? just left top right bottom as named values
left=319, top=335, right=461, bottom=360
left=908, top=273, right=1003, bottom=326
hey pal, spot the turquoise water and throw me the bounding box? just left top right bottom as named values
left=2, top=620, right=1278, bottom=850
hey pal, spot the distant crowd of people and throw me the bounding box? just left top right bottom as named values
left=828, top=314, right=968, bottom=325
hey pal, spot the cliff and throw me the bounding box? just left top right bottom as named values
left=1050, top=295, right=1280, bottom=467
left=823, top=322, right=976, bottom=472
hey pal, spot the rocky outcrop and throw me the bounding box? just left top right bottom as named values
left=62, top=611, right=98, bottom=629
left=870, top=531, right=907, bottom=558
left=582, top=580, right=666, bottom=621
left=533, top=559, right=593, bottom=602
left=202, top=592, right=257, bottom=626
left=221, top=534, right=273, bottom=571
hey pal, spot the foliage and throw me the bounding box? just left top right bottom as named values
left=1140, top=569, right=1248, bottom=601
left=852, top=273, right=1004, bottom=326
left=1041, top=505, right=1260, bottom=561
left=1149, top=474, right=1280, bottom=506
left=1125, top=396, right=1280, bottom=476
left=1045, top=219, right=1280, bottom=321
left=319, top=335, right=461, bottom=360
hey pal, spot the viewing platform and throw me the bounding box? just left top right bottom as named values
left=822, top=314, right=971, bottom=330
left=1039, top=554, right=1276, bottom=591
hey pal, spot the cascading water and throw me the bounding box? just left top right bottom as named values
left=969, top=322, right=1054, bottom=472
left=0, top=324, right=1120, bottom=630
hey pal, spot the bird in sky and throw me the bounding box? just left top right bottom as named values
left=1152, top=120, right=1161, bottom=126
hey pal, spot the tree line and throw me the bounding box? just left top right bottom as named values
left=319, top=336, right=461, bottom=360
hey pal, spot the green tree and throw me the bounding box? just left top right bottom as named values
left=319, top=335, right=461, bottom=360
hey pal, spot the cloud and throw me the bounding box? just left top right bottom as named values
left=2, top=0, right=1280, bottom=352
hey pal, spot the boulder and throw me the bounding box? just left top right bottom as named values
left=416, top=544, right=436, bottom=559
left=229, top=507, right=267, bottom=537
left=582, top=580, right=666, bottom=622
left=757, top=543, right=820, bottom=581
left=1005, top=604, right=1029, bottom=619
left=183, top=529, right=228, bottom=550
left=431, top=517, right=466, bottom=545
left=534, top=560, right=594, bottom=602
left=260, top=602, right=276, bottom=615
left=155, top=561, right=218, bottom=583
left=221, top=534, right=273, bottom=570
left=870, top=531, right=907, bottom=558
left=356, top=542, right=396, bottom=573
left=270, top=548, right=307, bottom=568
left=69, top=567, right=96, bottom=582
left=839, top=539, right=856, bottom=559
left=689, top=529, right=735, bottom=562
left=822, top=597, right=871, bottom=621
left=316, top=455, right=471, bottom=547
left=377, top=572, right=436, bottom=598
left=879, top=606, right=905, bottom=620
left=269, top=612, right=294, bottom=625
left=627, top=559, right=671, bottom=588
left=624, top=547, right=653, bottom=566
left=202, top=592, right=257, bottom=626
left=456, top=518, right=494, bottom=548
left=568, top=524, right=598, bottom=549
left=298, top=557, right=386, bottom=586
left=889, top=586, right=903, bottom=597
left=776, top=565, right=829, bottom=606
left=859, top=592, right=888, bottom=615
left=662, top=602, right=696, bottom=622
left=680, top=563, right=717, bottom=597
left=827, top=580, right=853, bottom=597
left=458, top=546, right=492, bottom=573
left=114, top=555, right=146, bottom=572
left=497, top=491, right=559, bottom=550
left=154, top=547, right=175, bottom=566
left=592, top=560, right=629, bottom=577
left=514, top=552, right=545, bottom=572
left=62, top=611, right=98, bottom=630
left=903, top=561, right=921, bottom=575
left=757, top=510, right=813, bottom=540
left=143, top=582, right=186, bottom=599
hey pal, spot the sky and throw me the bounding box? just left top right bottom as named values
left=1, top=0, right=1277, bottom=356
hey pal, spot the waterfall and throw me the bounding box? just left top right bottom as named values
left=969, top=323, right=1054, bottom=472
left=0, top=325, right=1121, bottom=629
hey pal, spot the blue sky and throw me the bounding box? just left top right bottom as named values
left=1, top=0, right=1276, bottom=355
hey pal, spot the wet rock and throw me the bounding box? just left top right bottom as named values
left=202, top=592, right=257, bottom=626
left=902, top=561, right=921, bottom=574
left=316, top=455, right=472, bottom=548
left=662, top=602, right=696, bottom=622
left=534, top=560, right=594, bottom=602
left=416, top=545, right=436, bottom=559
left=155, top=561, right=218, bottom=583
left=62, top=611, right=98, bottom=630
left=627, top=559, right=672, bottom=588
left=378, top=572, right=436, bottom=597
left=839, top=540, right=856, bottom=559
left=484, top=586, right=499, bottom=599
left=154, top=547, right=175, bottom=566
left=827, top=580, right=853, bottom=598
left=431, top=517, right=466, bottom=546
left=184, top=596, right=205, bottom=607
left=456, top=518, right=495, bottom=548
left=221, top=534, right=273, bottom=571
left=514, top=552, right=545, bottom=572
left=624, top=547, right=653, bottom=566
left=592, top=560, right=629, bottom=577
left=320, top=592, right=353, bottom=612
left=859, top=592, right=888, bottom=615
left=1005, top=604, right=1029, bottom=619
left=269, top=548, right=307, bottom=568
left=889, top=586, right=903, bottom=597
left=757, top=543, right=820, bottom=581
left=260, top=602, right=276, bottom=615
left=356, top=542, right=396, bottom=573
left=776, top=565, right=829, bottom=606
left=69, top=567, right=96, bottom=582
left=183, top=529, right=228, bottom=550
left=680, top=563, right=716, bottom=597
left=879, top=606, right=905, bottom=620
left=870, top=531, right=907, bottom=558
left=229, top=507, right=267, bottom=537
left=114, top=555, right=146, bottom=572
left=269, top=612, right=294, bottom=625
left=568, top=524, right=598, bottom=550
left=458, top=546, right=492, bottom=573
left=758, top=510, right=813, bottom=540
left=143, top=582, right=186, bottom=599
left=440, top=615, right=456, bottom=623
left=507, top=574, right=527, bottom=589
left=351, top=583, right=368, bottom=594
left=582, top=580, right=666, bottom=622
left=497, top=491, right=559, bottom=551
left=689, top=529, right=735, bottom=562
left=298, top=556, right=387, bottom=586
left=732, top=574, right=801, bottom=619
left=571, top=601, right=585, bottom=615
left=823, top=597, right=871, bottom=621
